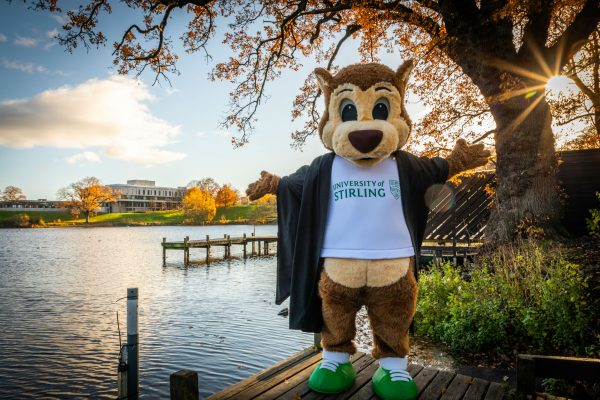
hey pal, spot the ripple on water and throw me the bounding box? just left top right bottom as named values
left=0, top=226, right=312, bottom=399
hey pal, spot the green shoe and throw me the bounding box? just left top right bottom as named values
left=308, top=361, right=356, bottom=394
left=372, top=367, right=417, bottom=400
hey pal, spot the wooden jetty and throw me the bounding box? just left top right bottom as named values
left=203, top=348, right=507, bottom=400
left=162, top=233, right=278, bottom=265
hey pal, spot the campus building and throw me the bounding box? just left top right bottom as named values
left=105, top=180, right=186, bottom=213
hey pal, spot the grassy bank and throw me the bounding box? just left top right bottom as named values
left=0, top=205, right=276, bottom=228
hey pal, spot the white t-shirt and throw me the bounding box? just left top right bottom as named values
left=320, top=155, right=415, bottom=259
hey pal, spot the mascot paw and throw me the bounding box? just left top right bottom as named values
left=245, top=170, right=280, bottom=201
left=372, top=367, right=417, bottom=400
left=308, top=361, right=356, bottom=394
left=447, top=138, right=491, bottom=177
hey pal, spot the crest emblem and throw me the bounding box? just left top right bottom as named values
left=389, top=180, right=400, bottom=200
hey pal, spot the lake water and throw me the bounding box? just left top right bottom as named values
left=0, top=225, right=313, bottom=399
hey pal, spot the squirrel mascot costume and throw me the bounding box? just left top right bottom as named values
left=246, top=61, right=490, bottom=400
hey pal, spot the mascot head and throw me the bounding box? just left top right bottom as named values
left=315, top=61, right=414, bottom=167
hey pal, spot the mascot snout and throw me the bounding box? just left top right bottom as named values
left=348, top=129, right=383, bottom=153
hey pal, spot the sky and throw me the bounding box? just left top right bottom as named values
left=0, top=3, right=578, bottom=200
left=0, top=2, right=421, bottom=200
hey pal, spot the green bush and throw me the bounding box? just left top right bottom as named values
left=416, top=240, right=596, bottom=355
left=586, top=192, right=600, bottom=237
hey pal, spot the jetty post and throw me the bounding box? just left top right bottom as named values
left=251, top=232, right=256, bottom=255
left=170, top=370, right=199, bottom=400
left=184, top=236, right=189, bottom=266
left=162, top=237, right=166, bottom=266
left=127, top=288, right=139, bottom=398
left=205, top=235, right=211, bottom=263
left=243, top=233, right=247, bottom=258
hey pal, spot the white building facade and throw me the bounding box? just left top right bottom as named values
left=105, top=180, right=186, bottom=213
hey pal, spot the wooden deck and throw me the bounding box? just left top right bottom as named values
left=207, top=349, right=507, bottom=400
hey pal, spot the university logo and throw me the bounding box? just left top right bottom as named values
left=389, top=180, right=400, bottom=200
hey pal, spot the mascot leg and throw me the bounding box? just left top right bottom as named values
left=308, top=271, right=359, bottom=394
left=366, top=263, right=418, bottom=400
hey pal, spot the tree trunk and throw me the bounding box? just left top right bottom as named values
left=485, top=89, right=563, bottom=243
left=85, top=211, right=90, bottom=224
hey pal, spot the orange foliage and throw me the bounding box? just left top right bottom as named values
left=215, top=184, right=239, bottom=208
left=29, top=0, right=599, bottom=151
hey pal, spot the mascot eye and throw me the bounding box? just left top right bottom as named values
left=372, top=98, right=390, bottom=120
left=340, top=99, right=357, bottom=122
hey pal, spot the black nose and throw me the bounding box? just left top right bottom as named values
left=348, top=130, right=383, bottom=153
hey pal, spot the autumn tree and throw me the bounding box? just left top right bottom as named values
left=2, top=186, right=26, bottom=201
left=549, top=28, right=600, bottom=149
left=410, top=25, right=600, bottom=155
left=182, top=187, right=216, bottom=223
left=215, top=184, right=239, bottom=208
left=187, top=177, right=221, bottom=198
left=57, top=177, right=116, bottom=223
left=32, top=0, right=600, bottom=243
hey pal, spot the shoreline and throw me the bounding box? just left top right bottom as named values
left=0, top=220, right=277, bottom=229
left=0, top=207, right=277, bottom=229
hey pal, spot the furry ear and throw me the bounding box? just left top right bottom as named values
left=314, top=67, right=334, bottom=92
left=395, top=60, right=414, bottom=92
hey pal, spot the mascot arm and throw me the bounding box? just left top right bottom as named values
left=246, top=171, right=281, bottom=201
left=445, top=139, right=491, bottom=178
left=246, top=165, right=309, bottom=201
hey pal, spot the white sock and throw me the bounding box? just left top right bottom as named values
left=379, top=357, right=407, bottom=371
left=322, top=349, right=350, bottom=364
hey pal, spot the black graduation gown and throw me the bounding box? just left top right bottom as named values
left=276, top=150, right=449, bottom=333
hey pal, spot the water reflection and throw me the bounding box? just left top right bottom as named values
left=0, top=226, right=312, bottom=399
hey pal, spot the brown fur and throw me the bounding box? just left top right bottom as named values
left=318, top=259, right=418, bottom=359
left=314, top=62, right=414, bottom=167
left=245, top=170, right=280, bottom=201
left=446, top=139, right=491, bottom=177
left=315, top=61, right=414, bottom=140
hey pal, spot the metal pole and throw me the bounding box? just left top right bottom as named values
left=127, top=288, right=139, bottom=398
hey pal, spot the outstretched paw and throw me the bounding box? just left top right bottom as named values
left=447, top=139, right=491, bottom=177
left=246, top=171, right=280, bottom=201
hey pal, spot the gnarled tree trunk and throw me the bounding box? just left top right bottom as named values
left=486, top=90, right=562, bottom=243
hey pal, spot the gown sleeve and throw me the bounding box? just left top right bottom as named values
left=275, top=165, right=309, bottom=305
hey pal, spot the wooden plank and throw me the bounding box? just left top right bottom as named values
left=413, top=368, right=438, bottom=396
left=225, top=352, right=323, bottom=400
left=483, top=382, right=505, bottom=400
left=268, top=353, right=367, bottom=400
left=440, top=374, right=473, bottom=400
left=462, top=378, right=489, bottom=400
left=206, top=348, right=318, bottom=400
left=418, top=370, right=455, bottom=400
left=520, top=354, right=600, bottom=383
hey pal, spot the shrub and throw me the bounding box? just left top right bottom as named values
left=586, top=192, right=600, bottom=237
left=416, top=240, right=596, bottom=355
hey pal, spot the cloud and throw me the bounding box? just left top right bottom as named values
left=46, top=29, right=59, bottom=39
left=1, top=58, right=68, bottom=76
left=0, top=76, right=187, bottom=165
left=0, top=33, right=7, bottom=42
left=14, top=35, right=38, bottom=48
left=50, top=15, right=68, bottom=25
left=66, top=151, right=101, bottom=164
